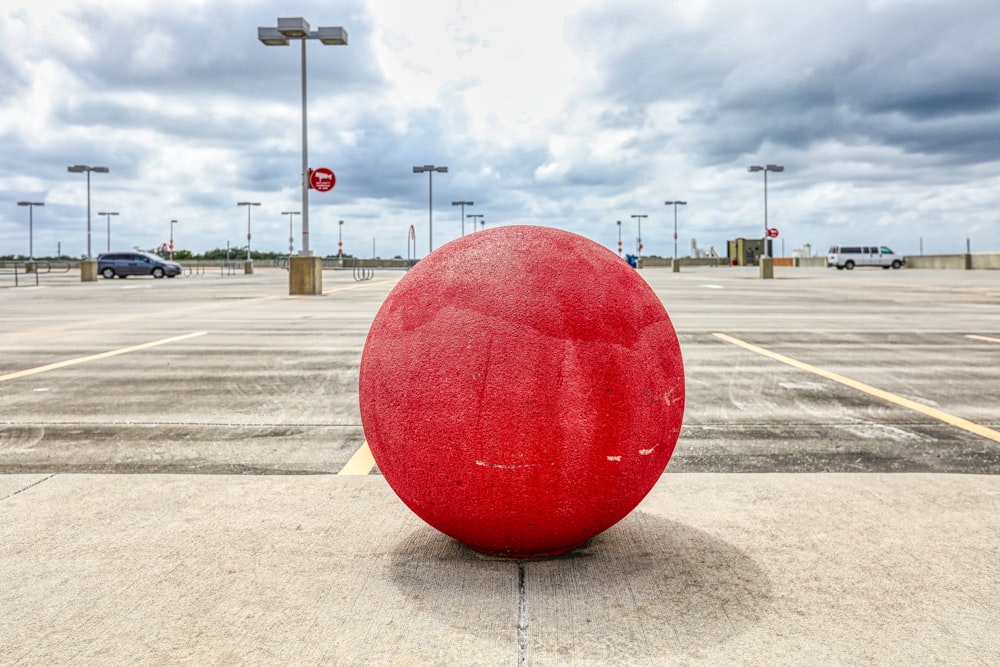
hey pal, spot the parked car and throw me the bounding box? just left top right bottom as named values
left=97, top=252, right=182, bottom=279
left=827, top=246, right=906, bottom=270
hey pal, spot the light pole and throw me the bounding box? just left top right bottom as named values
left=616, top=220, right=622, bottom=256
left=631, top=214, right=647, bottom=265
left=467, top=213, right=482, bottom=232
left=338, top=219, right=344, bottom=259
left=17, top=201, right=44, bottom=262
left=98, top=211, right=119, bottom=253
left=283, top=211, right=300, bottom=254
left=480, top=217, right=485, bottom=231
left=67, top=164, right=109, bottom=263
left=452, top=200, right=474, bottom=236
left=747, top=164, right=783, bottom=258
left=664, top=201, right=687, bottom=261
left=258, top=18, right=347, bottom=259
left=170, top=219, right=178, bottom=259
left=237, top=202, right=261, bottom=269
left=413, top=165, right=448, bottom=253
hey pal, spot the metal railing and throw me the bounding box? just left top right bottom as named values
left=0, top=261, right=71, bottom=287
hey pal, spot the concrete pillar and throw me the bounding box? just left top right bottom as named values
left=672, top=259, right=681, bottom=273
left=244, top=261, right=254, bottom=275
left=81, top=259, right=98, bottom=282
left=964, top=254, right=973, bottom=270
left=25, top=261, right=36, bottom=274
left=289, top=255, right=324, bottom=295
left=759, top=256, right=774, bottom=279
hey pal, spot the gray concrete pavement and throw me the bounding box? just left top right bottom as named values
left=2, top=264, right=1000, bottom=664
left=1, top=473, right=997, bottom=665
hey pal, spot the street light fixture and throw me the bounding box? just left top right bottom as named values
left=66, top=164, right=109, bottom=259
left=747, top=164, right=784, bottom=258
left=98, top=211, right=119, bottom=253
left=631, top=214, right=648, bottom=264
left=237, top=202, right=261, bottom=264
left=258, top=17, right=348, bottom=259
left=413, top=165, right=448, bottom=253
left=170, top=219, right=178, bottom=259
left=467, top=213, right=482, bottom=233
left=338, top=219, right=344, bottom=257
left=616, top=220, right=622, bottom=256
left=664, top=201, right=687, bottom=261
left=17, top=201, right=44, bottom=261
left=451, top=200, right=474, bottom=236
left=282, top=211, right=301, bottom=254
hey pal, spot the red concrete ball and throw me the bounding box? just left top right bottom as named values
left=359, top=225, right=685, bottom=557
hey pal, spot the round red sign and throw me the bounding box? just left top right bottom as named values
left=767, top=227, right=779, bottom=238
left=309, top=167, right=336, bottom=192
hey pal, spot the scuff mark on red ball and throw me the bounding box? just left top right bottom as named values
left=359, top=225, right=685, bottom=557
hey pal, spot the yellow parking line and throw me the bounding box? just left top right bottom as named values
left=0, top=332, right=208, bottom=383
left=967, top=334, right=1000, bottom=344
left=713, top=332, right=1000, bottom=445
left=338, top=441, right=376, bottom=475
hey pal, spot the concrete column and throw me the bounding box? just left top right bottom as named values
left=244, top=261, right=254, bottom=275
left=672, top=259, right=681, bottom=273
left=759, top=256, right=774, bottom=279
left=289, top=255, right=324, bottom=295
left=81, top=259, right=98, bottom=282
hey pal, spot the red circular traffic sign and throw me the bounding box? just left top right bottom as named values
left=309, top=167, right=336, bottom=192
left=767, top=227, right=779, bottom=238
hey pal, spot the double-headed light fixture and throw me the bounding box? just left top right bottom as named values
left=747, top=164, right=784, bottom=258
left=67, top=164, right=109, bottom=259
left=258, top=18, right=347, bottom=258
left=414, top=165, right=448, bottom=253
left=18, top=201, right=44, bottom=261
left=664, top=201, right=687, bottom=261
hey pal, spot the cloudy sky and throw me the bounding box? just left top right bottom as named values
left=2, top=0, right=999, bottom=260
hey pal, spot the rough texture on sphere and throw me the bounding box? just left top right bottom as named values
left=359, top=225, right=685, bottom=557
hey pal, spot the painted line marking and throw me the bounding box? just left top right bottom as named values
left=338, top=441, right=376, bottom=475
left=322, top=279, right=396, bottom=295
left=713, top=332, right=1000, bottom=445
left=967, top=334, right=1000, bottom=344
left=0, top=332, right=208, bottom=384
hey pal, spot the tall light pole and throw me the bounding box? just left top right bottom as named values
left=67, top=165, right=109, bottom=260
left=413, top=165, right=448, bottom=253
left=616, top=220, right=622, bottom=256
left=170, top=219, right=178, bottom=259
left=17, top=201, right=44, bottom=261
left=467, top=213, right=482, bottom=232
left=748, top=164, right=784, bottom=258
left=237, top=202, right=261, bottom=264
left=283, top=211, right=301, bottom=254
left=338, top=219, right=344, bottom=257
left=452, top=200, right=474, bottom=236
left=664, top=201, right=687, bottom=261
left=258, top=18, right=347, bottom=259
left=631, top=214, right=647, bottom=264
left=98, top=211, right=119, bottom=253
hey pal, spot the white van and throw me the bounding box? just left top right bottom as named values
left=827, top=246, right=906, bottom=270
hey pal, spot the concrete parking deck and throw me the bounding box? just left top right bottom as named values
left=2, top=265, right=999, bottom=664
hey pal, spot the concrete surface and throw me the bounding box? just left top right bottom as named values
left=1, top=474, right=997, bottom=665
left=2, top=264, right=1000, bottom=664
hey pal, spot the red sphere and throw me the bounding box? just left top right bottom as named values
left=359, top=225, right=684, bottom=557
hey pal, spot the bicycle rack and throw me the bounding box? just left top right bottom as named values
left=352, top=258, right=374, bottom=282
